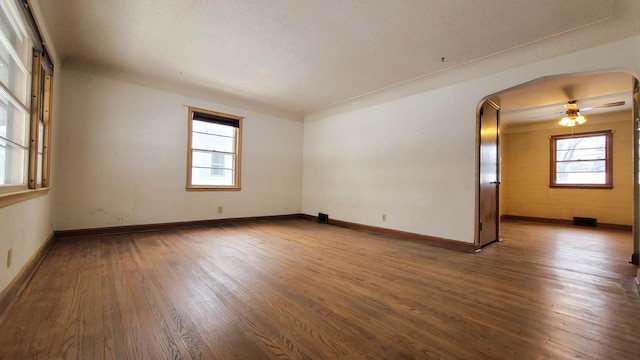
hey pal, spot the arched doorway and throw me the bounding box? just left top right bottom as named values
left=477, top=71, right=639, bottom=264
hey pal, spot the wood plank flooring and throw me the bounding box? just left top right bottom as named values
left=0, top=219, right=638, bottom=359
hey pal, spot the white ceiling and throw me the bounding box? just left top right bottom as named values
left=31, top=0, right=640, bottom=119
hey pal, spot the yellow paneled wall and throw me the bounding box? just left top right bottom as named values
left=501, top=111, right=633, bottom=226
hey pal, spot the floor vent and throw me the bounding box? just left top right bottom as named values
left=573, top=216, right=597, bottom=227
left=318, top=213, right=329, bottom=224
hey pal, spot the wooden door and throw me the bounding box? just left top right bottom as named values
left=479, top=100, right=500, bottom=246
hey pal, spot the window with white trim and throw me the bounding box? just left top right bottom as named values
left=550, top=130, right=612, bottom=188
left=187, top=107, right=242, bottom=190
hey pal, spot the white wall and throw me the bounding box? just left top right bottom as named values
left=53, top=69, right=303, bottom=230
left=303, top=86, right=475, bottom=241
left=302, top=35, right=640, bottom=243
left=0, top=195, right=53, bottom=294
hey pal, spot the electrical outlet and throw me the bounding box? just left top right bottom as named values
left=7, top=248, right=12, bottom=268
left=218, top=206, right=224, bottom=214
left=382, top=214, right=387, bottom=221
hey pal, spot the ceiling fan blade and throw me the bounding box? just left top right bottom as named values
left=528, top=111, right=564, bottom=119
left=561, top=85, right=575, bottom=101
left=580, top=101, right=625, bottom=111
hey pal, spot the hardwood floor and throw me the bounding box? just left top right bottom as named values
left=0, top=219, right=638, bottom=359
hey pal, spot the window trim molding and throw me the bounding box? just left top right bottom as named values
left=28, top=51, right=41, bottom=188
left=27, top=50, right=52, bottom=189
left=41, top=70, right=52, bottom=187
left=0, top=187, right=49, bottom=209
left=549, top=130, right=613, bottom=189
left=186, top=106, right=243, bottom=191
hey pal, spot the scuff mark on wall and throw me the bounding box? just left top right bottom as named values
left=90, top=208, right=108, bottom=215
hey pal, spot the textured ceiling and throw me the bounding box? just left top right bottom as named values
left=31, top=0, right=639, bottom=119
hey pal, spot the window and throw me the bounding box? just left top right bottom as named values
left=550, top=130, right=612, bottom=189
left=187, top=107, right=242, bottom=190
left=0, top=0, right=54, bottom=207
left=0, top=0, right=32, bottom=189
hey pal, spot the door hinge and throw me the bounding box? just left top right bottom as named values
left=479, top=222, right=483, bottom=231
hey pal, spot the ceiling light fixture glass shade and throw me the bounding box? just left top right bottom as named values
left=559, top=110, right=586, bottom=127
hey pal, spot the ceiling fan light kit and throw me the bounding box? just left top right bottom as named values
left=559, top=108, right=586, bottom=127
left=525, top=95, right=625, bottom=127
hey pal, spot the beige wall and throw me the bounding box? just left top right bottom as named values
left=502, top=111, right=633, bottom=225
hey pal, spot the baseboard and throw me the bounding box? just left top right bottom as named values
left=300, top=214, right=478, bottom=252
left=0, top=232, right=56, bottom=324
left=299, top=214, right=319, bottom=222
left=54, top=214, right=304, bottom=239
left=501, top=215, right=632, bottom=231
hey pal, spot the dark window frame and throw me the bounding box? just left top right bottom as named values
left=549, top=130, right=613, bottom=189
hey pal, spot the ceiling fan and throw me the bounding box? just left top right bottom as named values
left=528, top=99, right=626, bottom=120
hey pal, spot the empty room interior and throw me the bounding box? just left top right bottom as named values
left=1, top=0, right=640, bottom=358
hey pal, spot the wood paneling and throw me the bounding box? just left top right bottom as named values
left=0, top=219, right=638, bottom=358
left=502, top=114, right=633, bottom=225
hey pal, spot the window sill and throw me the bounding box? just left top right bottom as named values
left=549, top=184, right=613, bottom=189
left=186, top=186, right=242, bottom=192
left=0, top=188, right=51, bottom=209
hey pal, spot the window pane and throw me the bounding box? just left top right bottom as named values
left=556, top=147, right=605, bottom=161
left=556, top=136, right=605, bottom=151
left=191, top=150, right=235, bottom=169
left=556, top=160, right=605, bottom=173
left=191, top=168, right=234, bottom=186
left=0, top=138, right=26, bottom=185
left=0, top=91, right=28, bottom=146
left=0, top=0, right=30, bottom=65
left=192, top=120, right=236, bottom=137
left=192, top=131, right=235, bottom=153
left=556, top=172, right=606, bottom=185
left=556, top=159, right=606, bottom=185
left=0, top=40, right=29, bottom=104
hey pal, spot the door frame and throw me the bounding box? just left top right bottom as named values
left=477, top=99, right=501, bottom=248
